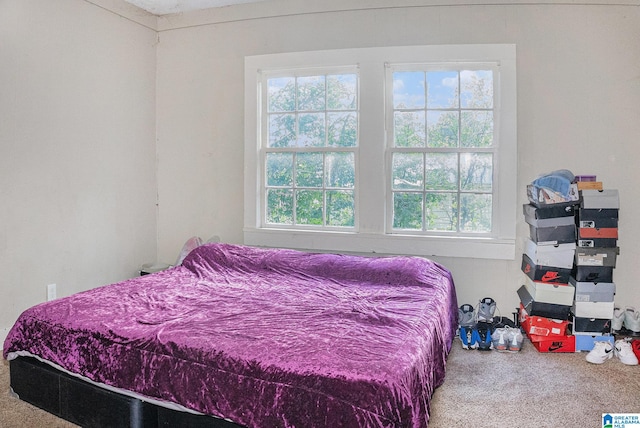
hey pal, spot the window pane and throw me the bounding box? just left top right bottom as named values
left=427, top=110, right=458, bottom=148
left=268, top=77, right=295, bottom=112
left=327, top=74, right=357, bottom=110
left=327, top=112, right=357, bottom=147
left=393, top=192, right=423, bottom=230
left=326, top=190, right=354, bottom=227
left=298, top=113, right=325, bottom=146
left=266, top=189, right=293, bottom=224
left=461, top=70, right=493, bottom=109
left=425, top=153, right=458, bottom=191
left=460, top=193, right=492, bottom=232
left=393, top=71, right=425, bottom=109
left=392, top=153, right=423, bottom=190
left=297, top=75, right=325, bottom=111
left=295, top=152, right=323, bottom=187
left=325, top=152, right=354, bottom=188
left=425, top=193, right=457, bottom=231
left=296, top=190, right=323, bottom=225
left=460, top=153, right=492, bottom=192
left=394, top=111, right=425, bottom=147
left=461, top=111, right=493, bottom=148
left=427, top=71, right=458, bottom=109
left=268, top=113, right=296, bottom=148
left=266, top=152, right=293, bottom=186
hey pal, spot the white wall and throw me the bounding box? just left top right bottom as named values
left=0, top=0, right=158, bottom=342
left=156, top=1, right=640, bottom=314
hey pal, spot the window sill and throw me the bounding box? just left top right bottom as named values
left=244, top=228, right=516, bottom=260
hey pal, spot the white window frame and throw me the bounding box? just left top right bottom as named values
left=245, top=44, right=517, bottom=260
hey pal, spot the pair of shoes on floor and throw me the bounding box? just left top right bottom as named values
left=459, top=325, right=493, bottom=350
left=611, top=307, right=640, bottom=334
left=458, top=299, right=497, bottom=326
left=458, top=301, right=496, bottom=350
left=491, top=326, right=524, bottom=352
left=586, top=339, right=639, bottom=365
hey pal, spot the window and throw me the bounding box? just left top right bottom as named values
left=245, top=45, right=517, bottom=259
left=389, top=67, right=496, bottom=235
left=264, top=71, right=358, bottom=228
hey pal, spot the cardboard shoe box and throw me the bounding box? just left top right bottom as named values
left=522, top=254, right=571, bottom=284
left=574, top=334, right=614, bottom=352
left=572, top=317, right=612, bottom=335
left=524, top=212, right=575, bottom=229
left=521, top=315, right=569, bottom=337
left=575, top=247, right=619, bottom=268
left=570, top=277, right=616, bottom=303
left=524, top=277, right=575, bottom=306
left=525, top=238, right=576, bottom=269
left=572, top=265, right=614, bottom=283
left=529, top=224, right=576, bottom=245
left=529, top=333, right=576, bottom=353
left=577, top=238, right=618, bottom=248
left=577, top=227, right=618, bottom=240
left=580, top=189, right=619, bottom=209
left=576, top=208, right=619, bottom=229
left=518, top=285, right=571, bottom=321
left=523, top=202, right=576, bottom=219
left=573, top=301, right=615, bottom=319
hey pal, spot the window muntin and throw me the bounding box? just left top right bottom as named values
left=245, top=45, right=517, bottom=260
left=389, top=67, right=496, bottom=235
left=263, top=71, right=358, bottom=228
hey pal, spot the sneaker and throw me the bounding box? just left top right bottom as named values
left=586, top=341, right=614, bottom=364
left=614, top=339, right=639, bottom=365
left=623, top=307, right=640, bottom=333
left=477, top=297, right=496, bottom=323
left=611, top=307, right=625, bottom=332
left=458, top=304, right=476, bottom=328
left=492, top=327, right=509, bottom=351
left=631, top=340, right=640, bottom=362
left=475, top=324, right=493, bottom=351
left=507, top=328, right=524, bottom=352
left=459, top=327, right=478, bottom=349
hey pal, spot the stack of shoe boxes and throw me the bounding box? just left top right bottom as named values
left=572, top=181, right=619, bottom=351
left=519, top=199, right=578, bottom=353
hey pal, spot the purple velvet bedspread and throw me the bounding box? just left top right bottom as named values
left=4, top=243, right=458, bottom=427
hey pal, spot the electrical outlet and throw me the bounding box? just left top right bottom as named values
left=47, top=283, right=56, bottom=301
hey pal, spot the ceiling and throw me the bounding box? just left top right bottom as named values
left=124, top=0, right=270, bottom=15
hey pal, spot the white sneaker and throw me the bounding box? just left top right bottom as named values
left=615, top=339, right=639, bottom=365
left=624, top=307, right=640, bottom=333
left=611, top=307, right=625, bottom=332
left=586, top=341, right=614, bottom=364
left=507, top=328, right=524, bottom=352
left=492, top=327, right=508, bottom=351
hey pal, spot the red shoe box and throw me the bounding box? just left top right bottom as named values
left=529, top=333, right=575, bottom=353
left=521, top=315, right=569, bottom=337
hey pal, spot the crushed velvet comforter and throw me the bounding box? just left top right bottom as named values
left=3, top=243, right=458, bottom=427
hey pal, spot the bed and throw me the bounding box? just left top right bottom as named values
left=3, top=243, right=458, bottom=427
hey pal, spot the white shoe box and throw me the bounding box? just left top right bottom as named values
left=524, top=277, right=575, bottom=306
left=573, top=301, right=615, bottom=319
left=525, top=238, right=576, bottom=269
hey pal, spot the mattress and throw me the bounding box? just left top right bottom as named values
left=3, top=243, right=458, bottom=427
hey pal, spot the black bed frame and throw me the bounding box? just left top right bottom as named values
left=9, top=356, right=244, bottom=428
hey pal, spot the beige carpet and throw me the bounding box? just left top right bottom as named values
left=1, top=338, right=638, bottom=427
left=429, top=337, right=640, bottom=427
left=0, top=359, right=77, bottom=427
